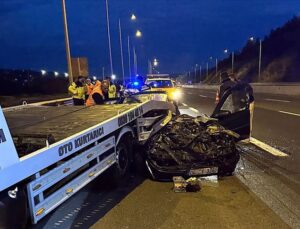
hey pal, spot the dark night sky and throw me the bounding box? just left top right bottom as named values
left=0, top=0, right=300, bottom=78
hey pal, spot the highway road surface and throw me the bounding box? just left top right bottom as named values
left=30, top=89, right=300, bottom=229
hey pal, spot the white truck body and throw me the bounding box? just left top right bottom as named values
left=0, top=94, right=173, bottom=224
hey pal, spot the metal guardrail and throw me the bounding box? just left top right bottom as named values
left=183, top=83, right=300, bottom=96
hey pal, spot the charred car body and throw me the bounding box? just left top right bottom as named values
left=143, top=85, right=252, bottom=181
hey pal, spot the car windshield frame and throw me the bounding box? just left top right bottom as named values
left=146, top=79, right=174, bottom=88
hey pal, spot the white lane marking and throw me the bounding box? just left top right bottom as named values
left=199, top=95, right=208, bottom=98
left=189, top=107, right=199, bottom=113
left=278, top=110, right=300, bottom=117
left=250, top=137, right=288, bottom=157
left=182, top=103, right=188, bottom=107
left=265, top=98, right=291, bottom=103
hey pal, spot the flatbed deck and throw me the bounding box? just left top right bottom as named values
left=4, top=104, right=138, bottom=156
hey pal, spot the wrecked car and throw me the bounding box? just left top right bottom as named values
left=144, top=85, right=251, bottom=181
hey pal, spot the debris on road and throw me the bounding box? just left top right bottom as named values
left=173, top=176, right=187, bottom=192
left=146, top=115, right=240, bottom=181
left=173, top=176, right=201, bottom=193
left=198, top=175, right=219, bottom=187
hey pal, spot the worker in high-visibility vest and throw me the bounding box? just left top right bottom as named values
left=108, top=82, right=117, bottom=98
left=68, top=77, right=85, bottom=105
left=85, top=78, right=94, bottom=101
left=86, top=80, right=104, bottom=106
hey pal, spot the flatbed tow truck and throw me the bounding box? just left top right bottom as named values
left=0, top=93, right=174, bottom=228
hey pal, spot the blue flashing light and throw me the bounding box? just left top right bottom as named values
left=133, top=81, right=139, bottom=86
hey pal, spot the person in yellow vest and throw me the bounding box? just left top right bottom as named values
left=68, top=77, right=85, bottom=105
left=108, top=82, right=117, bottom=98
left=86, top=80, right=105, bottom=106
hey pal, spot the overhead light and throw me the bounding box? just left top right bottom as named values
left=131, top=14, right=137, bottom=21
left=92, top=76, right=97, bottom=81
left=54, top=72, right=59, bottom=77
left=135, top=30, right=142, bottom=38
left=111, top=74, right=116, bottom=80
left=64, top=73, right=68, bottom=78
left=41, top=70, right=47, bottom=75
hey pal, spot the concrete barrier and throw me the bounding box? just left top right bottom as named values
left=183, top=83, right=300, bottom=96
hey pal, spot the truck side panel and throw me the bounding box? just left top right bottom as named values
left=0, top=107, right=19, bottom=170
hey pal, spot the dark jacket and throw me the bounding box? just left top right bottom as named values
left=219, top=78, right=236, bottom=99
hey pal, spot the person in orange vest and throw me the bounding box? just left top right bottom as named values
left=86, top=80, right=105, bottom=106
left=85, top=78, right=94, bottom=101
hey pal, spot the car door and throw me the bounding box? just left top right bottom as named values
left=211, top=85, right=251, bottom=140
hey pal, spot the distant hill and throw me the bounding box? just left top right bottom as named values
left=204, top=16, right=300, bottom=84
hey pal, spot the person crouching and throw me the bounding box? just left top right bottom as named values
left=86, top=80, right=105, bottom=106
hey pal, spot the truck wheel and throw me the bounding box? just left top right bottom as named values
left=0, top=186, right=28, bottom=229
left=110, top=140, right=131, bottom=186
left=116, top=142, right=130, bottom=177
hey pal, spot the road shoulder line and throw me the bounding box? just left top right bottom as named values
left=279, top=110, right=300, bottom=117
left=250, top=137, right=288, bottom=157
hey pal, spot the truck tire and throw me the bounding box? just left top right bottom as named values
left=0, top=186, right=28, bottom=229
left=110, top=139, right=132, bottom=186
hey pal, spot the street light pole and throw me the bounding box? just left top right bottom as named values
left=127, top=36, right=132, bottom=82
left=206, top=62, right=209, bottom=79
left=258, top=39, right=262, bottom=81
left=61, top=0, right=73, bottom=84
left=231, top=52, right=234, bottom=73
left=118, top=19, right=125, bottom=85
left=215, top=58, right=218, bottom=78
left=133, top=47, right=137, bottom=76
left=200, top=65, right=202, bottom=82
left=105, top=0, right=113, bottom=76
left=194, top=65, right=197, bottom=83
left=102, top=66, right=105, bottom=80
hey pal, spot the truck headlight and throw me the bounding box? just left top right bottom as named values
left=172, top=91, right=182, bottom=100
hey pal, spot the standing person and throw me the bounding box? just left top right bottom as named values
left=68, top=77, right=85, bottom=105
left=229, top=73, right=255, bottom=138
left=218, top=71, right=237, bottom=99
left=115, top=81, right=121, bottom=98
left=101, top=77, right=110, bottom=100
left=86, top=80, right=105, bottom=106
left=108, top=81, right=117, bottom=98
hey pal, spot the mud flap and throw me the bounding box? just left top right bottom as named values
left=0, top=187, right=28, bottom=229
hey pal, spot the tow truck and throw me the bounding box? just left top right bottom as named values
left=0, top=84, right=251, bottom=228
left=0, top=92, right=174, bottom=228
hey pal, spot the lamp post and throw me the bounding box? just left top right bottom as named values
left=199, top=65, right=202, bottom=82
left=215, top=58, right=218, bottom=78
left=224, top=49, right=235, bottom=73
left=249, top=37, right=262, bottom=81
left=258, top=39, right=262, bottom=81
left=105, top=0, right=113, bottom=76
left=127, top=36, right=132, bottom=82
left=61, top=0, right=73, bottom=84
left=102, top=66, right=105, bottom=80
left=206, top=62, right=209, bottom=79
left=118, top=19, right=125, bottom=85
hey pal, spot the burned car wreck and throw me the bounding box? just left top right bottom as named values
left=144, top=85, right=251, bottom=181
